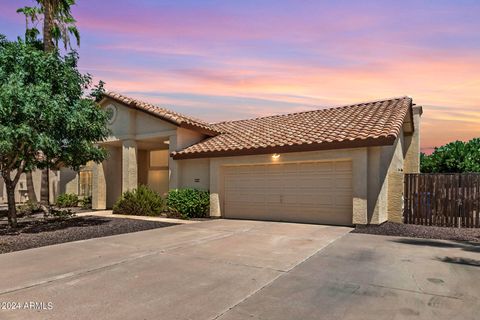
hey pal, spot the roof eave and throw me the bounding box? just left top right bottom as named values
left=102, top=94, right=220, bottom=136
left=172, top=135, right=397, bottom=160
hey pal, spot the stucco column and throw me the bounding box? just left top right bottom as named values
left=122, top=139, right=138, bottom=192
left=92, top=162, right=106, bottom=210
left=168, top=134, right=179, bottom=190
left=209, top=159, right=221, bottom=218
left=387, top=171, right=404, bottom=223
left=404, top=106, right=423, bottom=173
left=352, top=148, right=368, bottom=224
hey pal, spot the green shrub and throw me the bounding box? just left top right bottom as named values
left=17, top=200, right=43, bottom=215
left=113, top=185, right=165, bottom=216
left=56, top=193, right=79, bottom=208
left=80, top=196, right=92, bottom=209
left=167, top=188, right=209, bottom=219
left=44, top=208, right=75, bottom=219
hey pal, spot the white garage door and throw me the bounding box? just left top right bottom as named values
left=223, top=160, right=353, bottom=226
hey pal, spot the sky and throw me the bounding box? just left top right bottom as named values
left=1, top=0, right=480, bottom=153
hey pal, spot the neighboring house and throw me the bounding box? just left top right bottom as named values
left=60, top=92, right=422, bottom=226
left=0, top=170, right=59, bottom=205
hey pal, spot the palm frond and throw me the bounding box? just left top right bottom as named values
left=68, top=26, right=80, bottom=46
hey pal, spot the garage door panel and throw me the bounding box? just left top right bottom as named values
left=335, top=161, right=352, bottom=171
left=316, top=161, right=335, bottom=171
left=332, top=195, right=352, bottom=207
left=224, top=160, right=353, bottom=226
left=335, top=178, right=352, bottom=189
left=234, top=194, right=264, bottom=203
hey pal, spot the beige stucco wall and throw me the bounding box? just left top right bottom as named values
left=91, top=145, right=122, bottom=209
left=365, top=132, right=408, bottom=224
left=178, top=158, right=210, bottom=190
left=387, top=133, right=406, bottom=223
left=367, top=147, right=392, bottom=224
left=102, top=98, right=177, bottom=141
left=60, top=168, right=79, bottom=195
left=169, top=127, right=207, bottom=190
left=105, top=146, right=123, bottom=208
left=386, top=106, right=422, bottom=223
left=366, top=147, right=385, bottom=223
left=404, top=106, right=422, bottom=173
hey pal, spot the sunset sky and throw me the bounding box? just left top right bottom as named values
left=1, top=0, right=479, bottom=152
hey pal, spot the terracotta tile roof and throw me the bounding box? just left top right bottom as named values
left=103, top=91, right=221, bottom=136
left=173, top=97, right=413, bottom=159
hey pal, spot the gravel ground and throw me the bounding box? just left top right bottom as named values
left=353, top=221, right=480, bottom=242
left=0, top=216, right=177, bottom=254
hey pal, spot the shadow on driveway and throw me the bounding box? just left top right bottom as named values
left=391, top=238, right=480, bottom=268
left=391, top=238, right=480, bottom=252
left=437, top=256, right=480, bottom=267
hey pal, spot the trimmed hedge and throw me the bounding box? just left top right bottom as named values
left=113, top=185, right=165, bottom=216
left=56, top=193, right=79, bottom=208
left=167, top=188, right=209, bottom=219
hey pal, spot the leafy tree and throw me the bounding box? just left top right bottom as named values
left=421, top=138, right=480, bottom=173
left=17, top=0, right=80, bottom=203
left=17, top=0, right=80, bottom=52
left=0, top=37, right=109, bottom=227
left=462, top=138, right=480, bottom=172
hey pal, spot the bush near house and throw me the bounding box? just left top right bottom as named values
left=113, top=185, right=165, bottom=216
left=80, top=196, right=92, bottom=209
left=167, top=188, right=210, bottom=219
left=421, top=138, right=480, bottom=173
left=16, top=200, right=43, bottom=216
left=56, top=193, right=79, bottom=208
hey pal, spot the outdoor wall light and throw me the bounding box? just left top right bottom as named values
left=163, top=140, right=170, bottom=145
left=272, top=153, right=280, bottom=159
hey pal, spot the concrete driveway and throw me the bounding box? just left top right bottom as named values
left=0, top=220, right=479, bottom=320
left=218, top=233, right=480, bottom=320
left=0, top=219, right=350, bottom=320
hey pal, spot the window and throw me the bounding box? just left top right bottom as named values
left=79, top=170, right=93, bottom=197
left=149, top=150, right=169, bottom=168
left=148, top=150, right=169, bottom=195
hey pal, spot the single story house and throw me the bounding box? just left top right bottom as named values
left=1, top=92, right=422, bottom=226
left=61, top=92, right=422, bottom=226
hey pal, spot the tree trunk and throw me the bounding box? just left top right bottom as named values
left=42, top=0, right=55, bottom=204
left=42, top=0, right=54, bottom=203
left=26, top=171, right=38, bottom=203
left=40, top=169, right=50, bottom=205
left=46, top=169, right=50, bottom=205
left=43, top=0, right=54, bottom=52
left=5, top=180, right=18, bottom=228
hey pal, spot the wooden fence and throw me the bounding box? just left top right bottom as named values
left=404, top=173, right=480, bottom=228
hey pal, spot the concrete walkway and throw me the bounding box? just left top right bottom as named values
left=0, top=219, right=350, bottom=320
left=76, top=209, right=200, bottom=224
